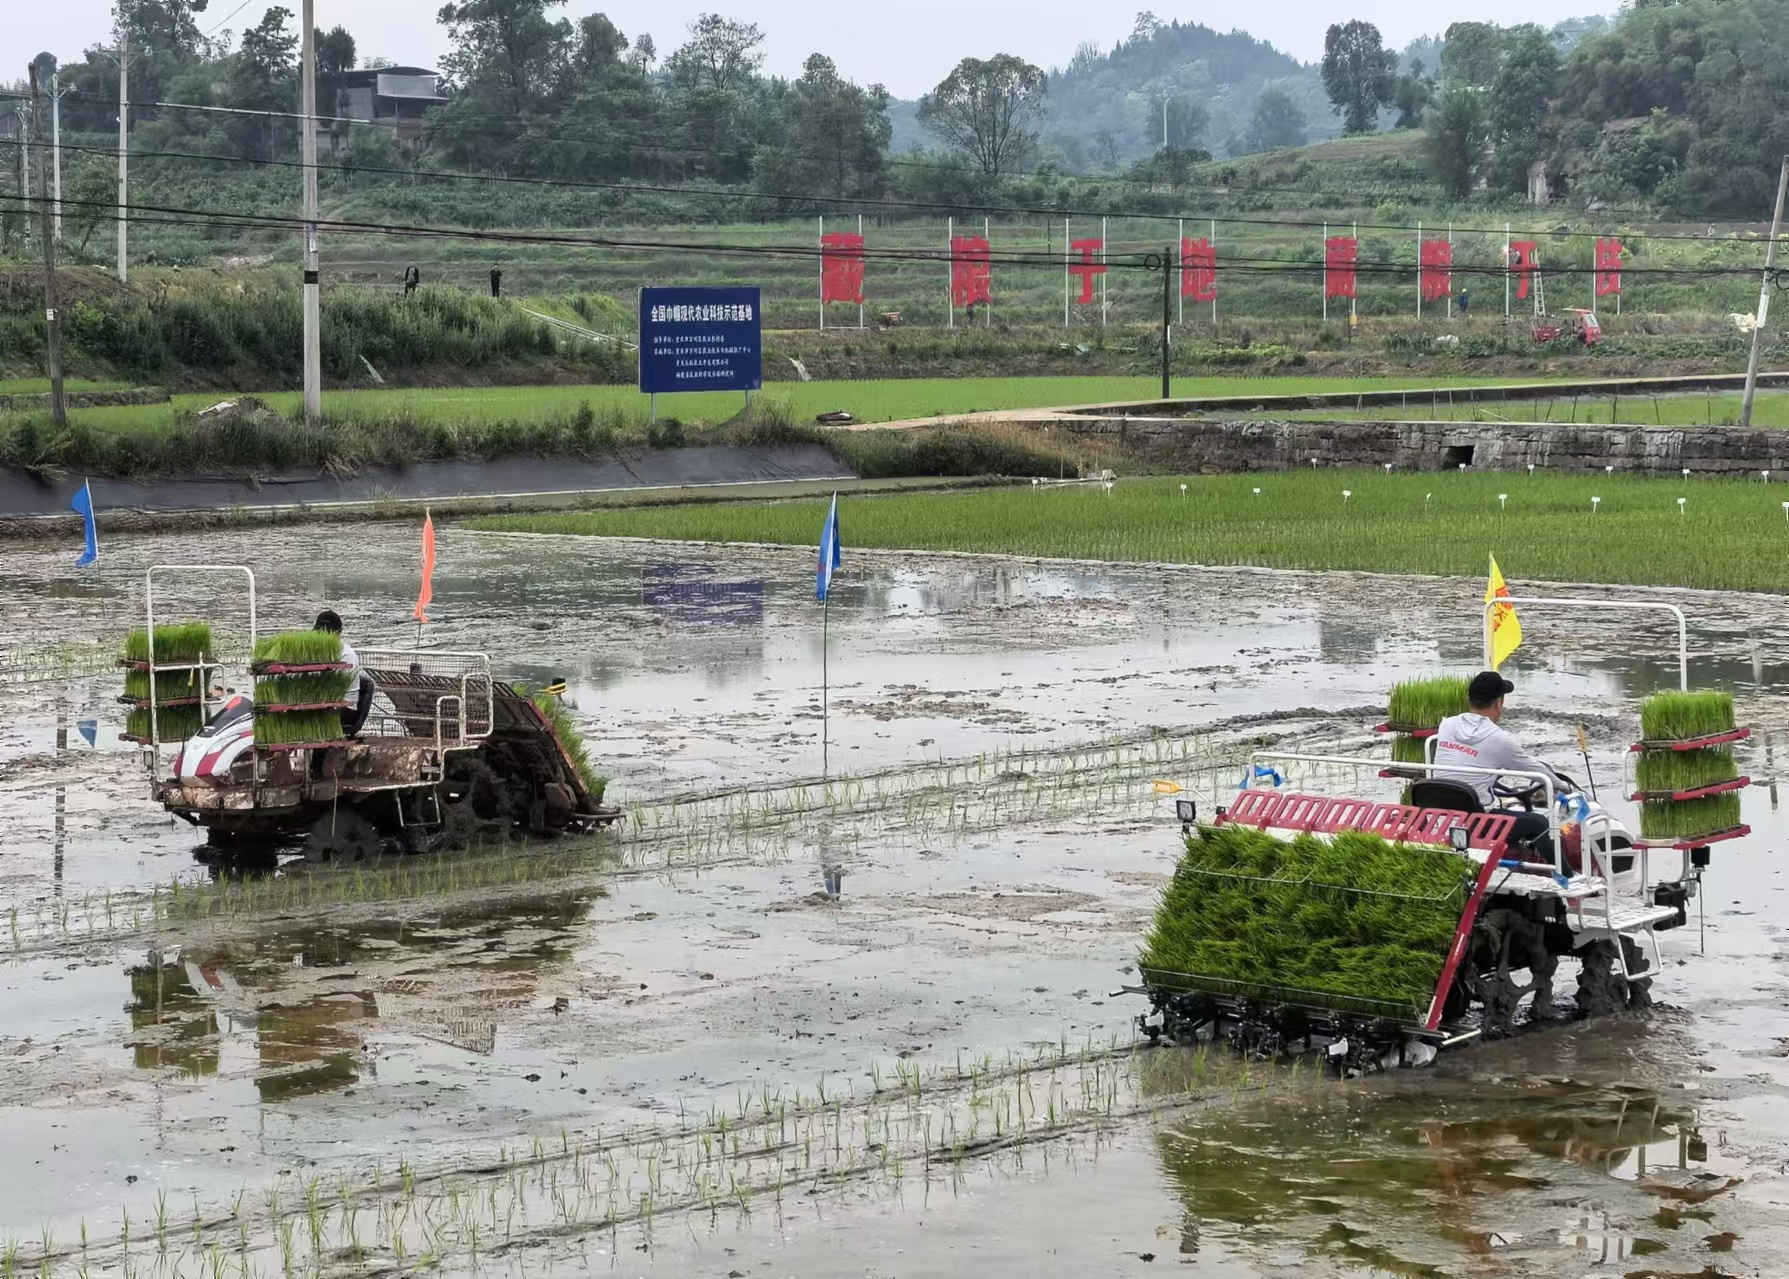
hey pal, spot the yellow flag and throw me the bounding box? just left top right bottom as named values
left=1486, top=555, right=1523, bottom=670
left=1152, top=780, right=1185, bottom=795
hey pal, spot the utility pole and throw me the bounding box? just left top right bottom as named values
left=100, top=36, right=132, bottom=282
left=30, top=65, right=67, bottom=428
left=1160, top=244, right=1174, bottom=399
left=1740, top=156, right=1789, bottom=429
left=301, top=0, right=321, bottom=422
left=15, top=104, right=32, bottom=249
left=50, top=72, right=66, bottom=243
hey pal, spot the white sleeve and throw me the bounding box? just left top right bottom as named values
left=1491, top=727, right=1568, bottom=791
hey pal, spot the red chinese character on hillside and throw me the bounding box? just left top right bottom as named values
left=821, top=232, right=865, bottom=305
left=1180, top=237, right=1216, bottom=302
left=1509, top=240, right=1538, bottom=301
left=1595, top=237, right=1623, bottom=297
left=950, top=236, right=992, bottom=308
left=1324, top=236, right=1358, bottom=300
left=1068, top=238, right=1106, bottom=304
left=1420, top=239, right=1453, bottom=302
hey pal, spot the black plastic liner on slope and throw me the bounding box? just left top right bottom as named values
left=0, top=444, right=852, bottom=518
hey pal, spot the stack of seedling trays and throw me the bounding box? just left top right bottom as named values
left=1628, top=691, right=1751, bottom=849
left=1376, top=675, right=1470, bottom=781
left=1139, top=822, right=1472, bottom=1026
left=251, top=631, right=352, bottom=751
left=119, top=623, right=218, bottom=745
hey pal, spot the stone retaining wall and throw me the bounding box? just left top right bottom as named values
left=1057, top=417, right=1789, bottom=476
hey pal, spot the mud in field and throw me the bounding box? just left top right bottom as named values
left=4, top=524, right=1789, bottom=1275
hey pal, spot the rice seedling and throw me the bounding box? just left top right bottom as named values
left=1390, top=734, right=1430, bottom=766
left=1139, top=823, right=1471, bottom=1017
left=1385, top=675, right=1469, bottom=731
left=530, top=690, right=608, bottom=804
left=253, top=709, right=344, bottom=747
left=1639, top=690, right=1736, bottom=742
left=126, top=705, right=203, bottom=743
left=1639, top=792, right=1744, bottom=840
left=251, top=630, right=344, bottom=668
left=122, top=623, right=214, bottom=665
left=1633, top=747, right=1740, bottom=796
left=254, top=673, right=353, bottom=706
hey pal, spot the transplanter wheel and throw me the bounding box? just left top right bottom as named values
left=1574, top=938, right=1652, bottom=1017
left=1464, top=907, right=1558, bottom=1038
left=303, top=805, right=382, bottom=864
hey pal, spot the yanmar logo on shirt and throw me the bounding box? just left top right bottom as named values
left=1438, top=741, right=1479, bottom=756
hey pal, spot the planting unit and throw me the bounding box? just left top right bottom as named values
left=129, top=566, right=620, bottom=860
left=1134, top=593, right=1749, bottom=1071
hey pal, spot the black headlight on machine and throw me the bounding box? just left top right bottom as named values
left=1176, top=799, right=1197, bottom=825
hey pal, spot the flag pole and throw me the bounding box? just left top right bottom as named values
left=822, top=591, right=831, bottom=779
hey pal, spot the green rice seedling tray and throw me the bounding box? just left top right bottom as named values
left=1633, top=825, right=1751, bottom=851
left=250, top=661, right=352, bottom=676
left=1630, top=777, right=1750, bottom=803
left=1375, top=723, right=1437, bottom=738
left=1639, top=690, right=1736, bottom=743
left=254, top=702, right=348, bottom=714
left=1137, top=966, right=1425, bottom=1021
left=1630, top=728, right=1751, bottom=752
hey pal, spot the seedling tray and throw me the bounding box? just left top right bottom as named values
left=255, top=741, right=345, bottom=753
left=1374, top=722, right=1437, bottom=738
left=118, top=659, right=220, bottom=672
left=1630, top=728, right=1751, bottom=752
left=117, top=695, right=204, bottom=708
left=1629, top=776, right=1750, bottom=803
left=1632, top=824, right=1751, bottom=851
left=254, top=702, right=347, bottom=714
left=251, top=661, right=352, bottom=675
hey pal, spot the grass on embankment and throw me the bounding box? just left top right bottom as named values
left=469, top=470, right=1789, bottom=594
left=0, top=374, right=1565, bottom=438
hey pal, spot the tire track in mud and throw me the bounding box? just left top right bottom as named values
left=0, top=713, right=1362, bottom=959
left=6, top=1039, right=1292, bottom=1279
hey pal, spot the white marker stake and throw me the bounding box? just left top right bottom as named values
left=1678, top=497, right=1687, bottom=516
left=1781, top=501, right=1788, bottom=521
left=1592, top=496, right=1601, bottom=514
left=1498, top=493, right=1508, bottom=511
left=1342, top=490, right=1352, bottom=502
left=1252, top=488, right=1261, bottom=497
left=1180, top=483, right=1188, bottom=499
left=1683, top=468, right=1691, bottom=480
left=1606, top=465, right=1615, bottom=476
left=1765, top=470, right=1772, bottom=482
left=1527, top=464, right=1535, bottom=476
left=1383, top=463, right=1393, bottom=473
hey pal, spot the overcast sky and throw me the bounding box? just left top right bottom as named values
left=11, top=0, right=1621, bottom=99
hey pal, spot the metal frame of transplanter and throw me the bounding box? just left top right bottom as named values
left=1231, top=750, right=1675, bottom=1014
left=136, top=566, right=497, bottom=789
left=135, top=565, right=258, bottom=785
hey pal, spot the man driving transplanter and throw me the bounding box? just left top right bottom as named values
left=1433, top=671, right=1574, bottom=841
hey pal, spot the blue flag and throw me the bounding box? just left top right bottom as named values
left=816, top=493, right=841, bottom=602
left=76, top=720, right=98, bottom=748
left=70, top=480, right=98, bottom=568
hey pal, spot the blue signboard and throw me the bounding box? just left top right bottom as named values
left=639, top=286, right=763, bottom=395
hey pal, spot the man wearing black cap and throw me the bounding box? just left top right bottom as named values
left=1434, top=671, right=1573, bottom=843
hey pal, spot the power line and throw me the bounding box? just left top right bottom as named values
left=0, top=190, right=1767, bottom=282
left=21, top=136, right=1735, bottom=251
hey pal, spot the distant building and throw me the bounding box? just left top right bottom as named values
left=329, top=67, right=447, bottom=152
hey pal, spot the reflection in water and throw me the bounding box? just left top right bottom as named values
left=122, top=892, right=591, bottom=1099
left=641, top=564, right=765, bottom=627
left=1152, top=1054, right=1719, bottom=1275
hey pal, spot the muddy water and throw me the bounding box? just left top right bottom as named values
left=3, top=524, right=1789, bottom=1274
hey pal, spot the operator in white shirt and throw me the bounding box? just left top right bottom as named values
left=1433, top=670, right=1576, bottom=848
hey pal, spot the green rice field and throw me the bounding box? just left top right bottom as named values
left=471, top=469, right=1789, bottom=594
left=0, top=374, right=1577, bottom=435
left=1265, top=390, right=1789, bottom=428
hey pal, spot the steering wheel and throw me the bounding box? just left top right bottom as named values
left=1491, top=774, right=1576, bottom=811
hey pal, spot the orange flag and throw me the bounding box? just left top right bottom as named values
left=412, top=511, right=436, bottom=623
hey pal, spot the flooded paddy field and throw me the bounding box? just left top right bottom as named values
left=5, top=523, right=1789, bottom=1275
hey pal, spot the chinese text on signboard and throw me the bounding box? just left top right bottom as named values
left=639, top=286, right=763, bottom=395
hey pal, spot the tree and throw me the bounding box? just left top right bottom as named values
left=917, top=54, right=1048, bottom=178
left=755, top=54, right=890, bottom=199
left=666, top=13, right=764, bottom=92
left=1320, top=20, right=1396, bottom=135
left=1485, top=24, right=1558, bottom=191
left=1391, top=61, right=1434, bottom=129
left=1440, top=21, right=1503, bottom=86
left=315, top=24, right=356, bottom=116
left=1424, top=85, right=1486, bottom=196
left=226, top=6, right=298, bottom=158
left=1161, top=97, right=1207, bottom=150
left=1247, top=87, right=1307, bottom=151
left=569, top=13, right=627, bottom=81
left=436, top=0, right=571, bottom=113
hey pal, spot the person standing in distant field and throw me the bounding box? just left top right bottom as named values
left=1458, top=288, right=1470, bottom=316
left=403, top=265, right=420, bottom=299
left=490, top=268, right=503, bottom=298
